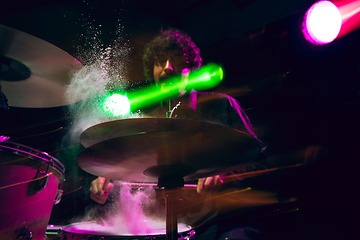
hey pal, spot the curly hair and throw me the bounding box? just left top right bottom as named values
left=142, top=28, right=202, bottom=81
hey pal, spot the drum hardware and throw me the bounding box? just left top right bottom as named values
left=156, top=174, right=186, bottom=240
left=16, top=226, right=32, bottom=240
left=164, top=187, right=181, bottom=240
left=34, top=158, right=53, bottom=192
left=78, top=118, right=261, bottom=240
left=54, top=186, right=64, bottom=205
left=51, top=150, right=65, bottom=206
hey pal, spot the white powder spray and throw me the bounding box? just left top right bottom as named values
left=77, top=182, right=168, bottom=235
left=62, top=2, right=165, bottom=235
left=64, top=8, right=140, bottom=143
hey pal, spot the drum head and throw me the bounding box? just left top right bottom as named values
left=63, top=221, right=191, bottom=236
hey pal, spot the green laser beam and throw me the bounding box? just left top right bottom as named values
left=102, top=63, right=224, bottom=117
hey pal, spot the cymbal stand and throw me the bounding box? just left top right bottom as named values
left=158, top=175, right=184, bottom=240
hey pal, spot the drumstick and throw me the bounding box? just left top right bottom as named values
left=119, top=163, right=305, bottom=190
left=103, top=178, right=111, bottom=193
left=226, top=163, right=305, bottom=182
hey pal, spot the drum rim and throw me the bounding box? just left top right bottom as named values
left=0, top=141, right=65, bottom=180
left=62, top=221, right=192, bottom=237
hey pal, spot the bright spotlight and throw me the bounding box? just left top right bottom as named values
left=102, top=93, right=131, bottom=117
left=303, top=1, right=342, bottom=45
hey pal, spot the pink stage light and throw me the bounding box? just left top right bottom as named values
left=336, top=0, right=360, bottom=39
left=303, top=1, right=342, bottom=45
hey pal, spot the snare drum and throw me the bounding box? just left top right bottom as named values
left=58, top=221, right=194, bottom=240
left=0, top=141, right=65, bottom=240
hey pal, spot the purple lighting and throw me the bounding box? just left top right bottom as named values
left=303, top=1, right=342, bottom=45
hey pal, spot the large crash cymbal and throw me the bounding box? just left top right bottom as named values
left=78, top=118, right=261, bottom=183
left=0, top=24, right=82, bottom=108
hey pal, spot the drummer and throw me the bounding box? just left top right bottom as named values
left=90, top=28, right=266, bottom=240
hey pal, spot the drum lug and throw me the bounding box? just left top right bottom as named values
left=16, top=226, right=32, bottom=240
left=54, top=178, right=64, bottom=205
left=54, top=189, right=63, bottom=205
left=35, top=170, right=50, bottom=192
left=35, top=160, right=53, bottom=192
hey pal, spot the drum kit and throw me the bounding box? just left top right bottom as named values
left=0, top=24, right=265, bottom=240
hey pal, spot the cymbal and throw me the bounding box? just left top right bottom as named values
left=0, top=24, right=82, bottom=108
left=78, top=118, right=261, bottom=183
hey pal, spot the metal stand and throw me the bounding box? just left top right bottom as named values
left=158, top=175, right=184, bottom=240
left=164, top=187, right=181, bottom=240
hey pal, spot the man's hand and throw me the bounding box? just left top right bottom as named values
left=0, top=135, right=9, bottom=142
left=197, top=175, right=225, bottom=194
left=90, top=177, right=114, bottom=204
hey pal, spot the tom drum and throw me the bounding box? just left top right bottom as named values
left=0, top=141, right=65, bottom=240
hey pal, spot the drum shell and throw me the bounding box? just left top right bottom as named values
left=0, top=142, right=64, bottom=240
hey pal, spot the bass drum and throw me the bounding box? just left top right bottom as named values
left=0, top=141, right=65, bottom=240
left=58, top=221, right=195, bottom=240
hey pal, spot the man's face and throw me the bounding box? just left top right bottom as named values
left=153, top=50, right=189, bottom=84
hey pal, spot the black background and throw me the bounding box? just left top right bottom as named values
left=1, top=1, right=359, bottom=239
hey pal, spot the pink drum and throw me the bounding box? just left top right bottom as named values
left=0, top=141, right=65, bottom=240
left=58, top=221, right=194, bottom=240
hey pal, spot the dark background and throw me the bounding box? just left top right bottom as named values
left=1, top=0, right=359, bottom=239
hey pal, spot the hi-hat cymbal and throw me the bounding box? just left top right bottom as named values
left=0, top=24, right=82, bottom=108
left=78, top=118, right=261, bottom=183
